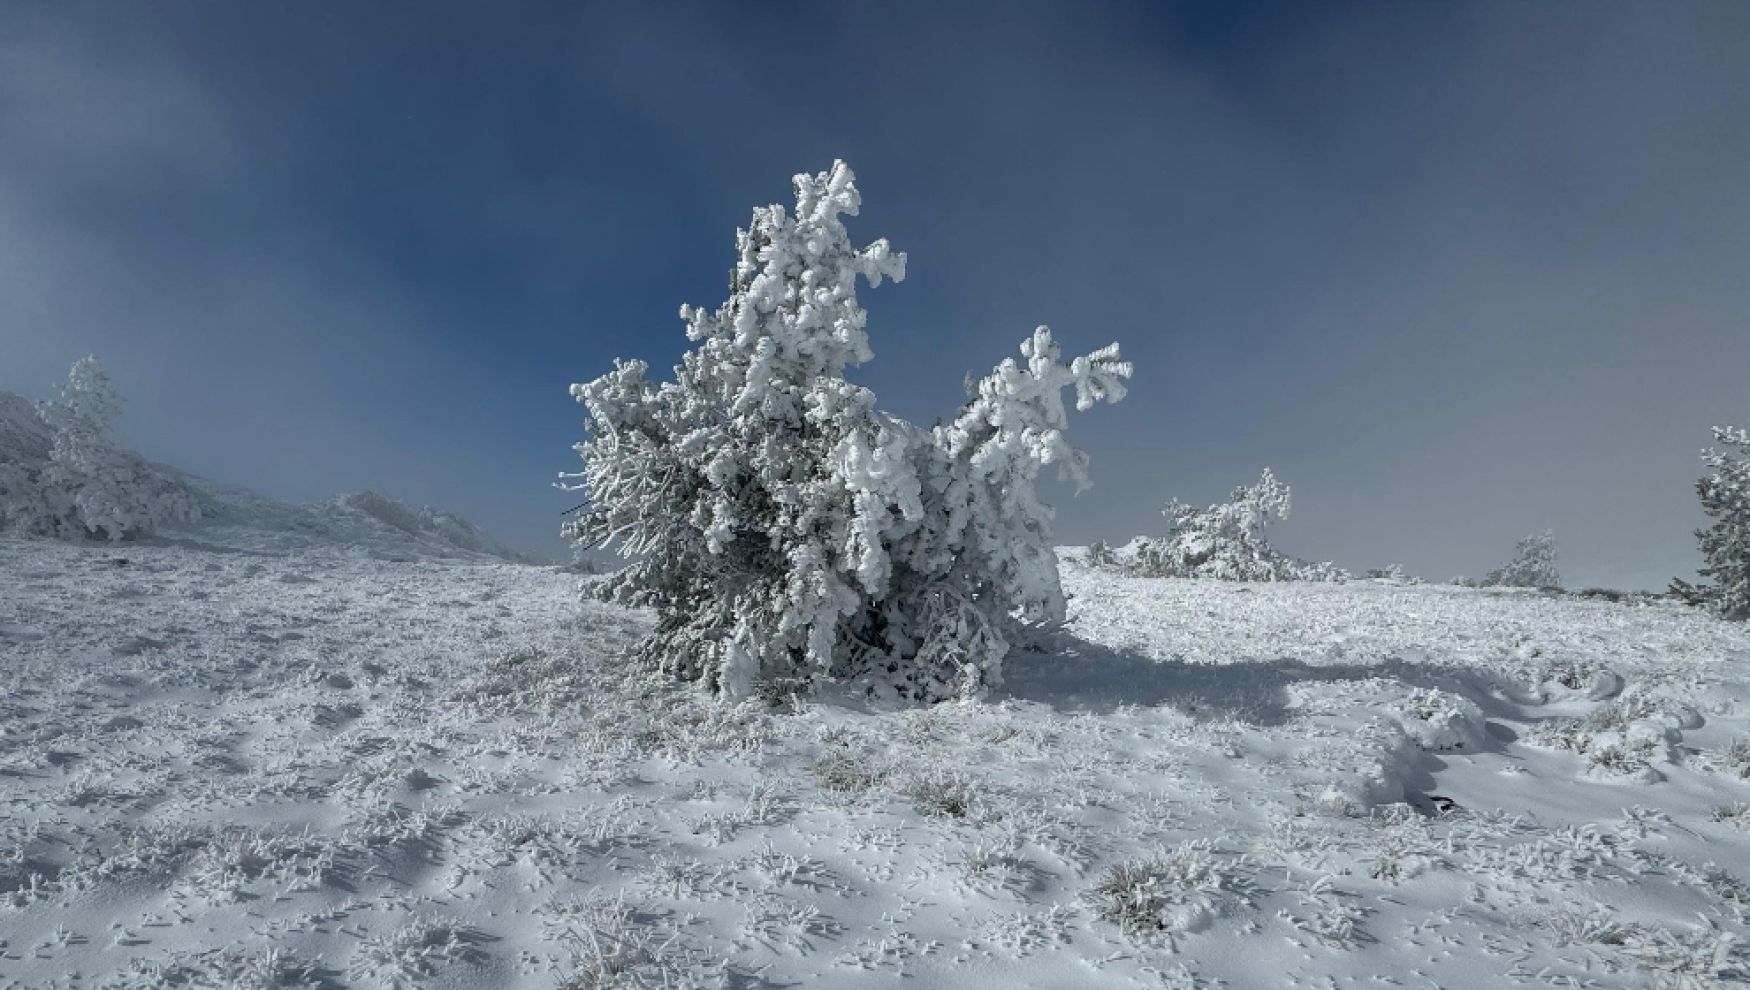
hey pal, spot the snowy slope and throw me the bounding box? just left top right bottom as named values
left=0, top=392, right=51, bottom=467
left=2, top=532, right=1747, bottom=988
left=0, top=387, right=532, bottom=564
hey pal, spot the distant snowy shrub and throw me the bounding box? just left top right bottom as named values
left=1126, top=469, right=1345, bottom=582
left=1673, top=426, right=1750, bottom=621
left=1480, top=530, right=1561, bottom=589
left=562, top=161, right=1130, bottom=704
left=1362, top=563, right=1421, bottom=584
left=1605, top=589, right=1671, bottom=609
left=2, top=357, right=199, bottom=541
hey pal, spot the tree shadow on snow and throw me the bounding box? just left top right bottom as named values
left=999, top=630, right=1518, bottom=728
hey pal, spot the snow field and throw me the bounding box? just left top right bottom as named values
left=2, top=536, right=1748, bottom=988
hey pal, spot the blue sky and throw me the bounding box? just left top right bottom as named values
left=3, top=1, right=1747, bottom=587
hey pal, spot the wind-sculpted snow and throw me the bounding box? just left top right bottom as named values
left=2, top=535, right=1748, bottom=988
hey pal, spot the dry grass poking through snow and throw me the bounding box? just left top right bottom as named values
left=2, top=535, right=1749, bottom=988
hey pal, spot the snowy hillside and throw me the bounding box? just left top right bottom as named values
left=0, top=393, right=51, bottom=467
left=2, top=530, right=1747, bottom=988
left=0, top=386, right=532, bottom=564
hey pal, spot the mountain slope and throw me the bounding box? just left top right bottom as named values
left=0, top=387, right=534, bottom=563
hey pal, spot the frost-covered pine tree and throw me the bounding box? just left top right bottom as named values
left=34, top=356, right=198, bottom=541
left=1130, top=469, right=1341, bottom=581
left=1480, top=530, right=1560, bottom=589
left=1680, top=426, right=1750, bottom=620
left=563, top=161, right=1130, bottom=703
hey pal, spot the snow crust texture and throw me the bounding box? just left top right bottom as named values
left=4, top=530, right=1749, bottom=989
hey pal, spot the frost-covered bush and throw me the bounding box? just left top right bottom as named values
left=5, top=357, right=199, bottom=541
left=0, top=459, right=55, bottom=535
left=1127, top=469, right=1345, bottom=581
left=1673, top=426, right=1750, bottom=620
left=562, top=161, right=1130, bottom=703
left=1481, top=530, right=1561, bottom=589
left=1085, top=840, right=1254, bottom=938
left=1362, top=563, right=1422, bottom=584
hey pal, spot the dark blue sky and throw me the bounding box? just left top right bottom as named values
left=4, top=1, right=1747, bottom=587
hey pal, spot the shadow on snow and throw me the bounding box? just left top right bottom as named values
left=999, top=629, right=1518, bottom=728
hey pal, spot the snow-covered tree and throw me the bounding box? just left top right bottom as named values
left=1480, top=530, right=1560, bottom=589
left=32, top=357, right=199, bottom=541
left=562, top=161, right=1130, bottom=704
left=1677, top=426, right=1750, bottom=620
left=1086, top=540, right=1117, bottom=567
left=1128, top=469, right=1344, bottom=581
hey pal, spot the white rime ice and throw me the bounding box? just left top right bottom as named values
left=1126, top=468, right=1345, bottom=582
left=562, top=161, right=1131, bottom=703
left=1481, top=530, right=1561, bottom=590
left=0, top=356, right=198, bottom=541
left=1684, top=425, right=1750, bottom=620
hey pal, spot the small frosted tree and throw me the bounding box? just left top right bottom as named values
left=1130, top=469, right=1341, bottom=581
left=562, top=161, right=1130, bottom=703
left=1675, top=426, right=1750, bottom=620
left=34, top=356, right=198, bottom=540
left=1481, top=530, right=1560, bottom=589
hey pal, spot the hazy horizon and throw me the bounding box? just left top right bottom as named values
left=5, top=2, right=1748, bottom=589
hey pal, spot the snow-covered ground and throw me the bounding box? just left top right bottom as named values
left=3, top=529, right=1749, bottom=988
